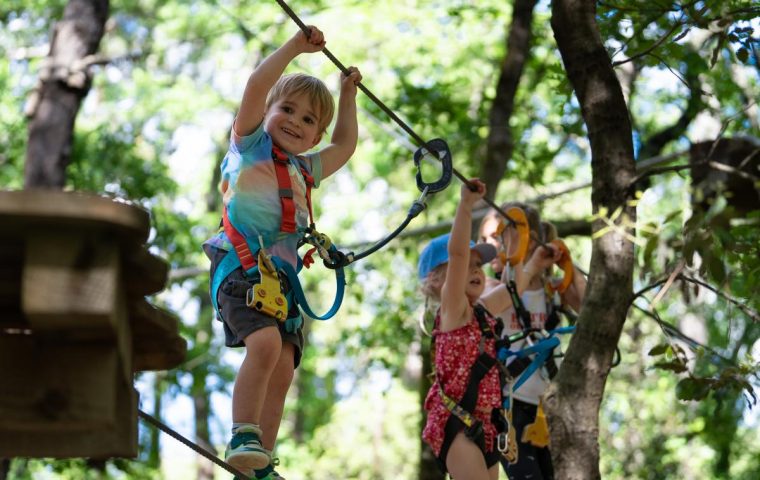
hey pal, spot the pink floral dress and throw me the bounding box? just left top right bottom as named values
left=422, top=308, right=502, bottom=458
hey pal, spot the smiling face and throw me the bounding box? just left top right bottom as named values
left=263, top=92, right=323, bottom=154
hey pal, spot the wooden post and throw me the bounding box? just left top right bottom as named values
left=0, top=191, right=186, bottom=458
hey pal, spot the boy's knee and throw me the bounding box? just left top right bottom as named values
left=243, top=326, right=282, bottom=365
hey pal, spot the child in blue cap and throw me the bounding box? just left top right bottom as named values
left=419, top=179, right=556, bottom=479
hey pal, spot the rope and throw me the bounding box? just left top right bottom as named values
left=137, top=409, right=250, bottom=479
left=272, top=0, right=531, bottom=234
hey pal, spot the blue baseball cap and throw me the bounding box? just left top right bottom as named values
left=417, top=233, right=497, bottom=280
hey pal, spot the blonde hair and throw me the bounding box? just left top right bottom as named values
left=266, top=73, right=335, bottom=134
left=419, top=264, right=446, bottom=302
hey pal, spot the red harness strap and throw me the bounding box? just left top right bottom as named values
left=272, top=146, right=298, bottom=233
left=223, top=205, right=257, bottom=272
left=224, top=146, right=315, bottom=272
left=272, top=145, right=315, bottom=230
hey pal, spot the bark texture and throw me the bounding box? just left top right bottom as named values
left=546, top=1, right=636, bottom=479
left=24, top=0, right=109, bottom=188
left=482, top=0, right=539, bottom=200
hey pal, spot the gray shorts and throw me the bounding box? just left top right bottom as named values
left=210, top=248, right=304, bottom=368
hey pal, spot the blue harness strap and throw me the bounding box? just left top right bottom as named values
left=498, top=326, right=576, bottom=395
left=210, top=247, right=346, bottom=325
left=272, top=252, right=346, bottom=321
left=210, top=249, right=244, bottom=317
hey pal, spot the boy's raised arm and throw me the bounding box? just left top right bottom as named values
left=320, top=67, right=362, bottom=178
left=234, top=27, right=326, bottom=137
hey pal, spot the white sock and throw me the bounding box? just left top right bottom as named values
left=232, top=422, right=260, bottom=434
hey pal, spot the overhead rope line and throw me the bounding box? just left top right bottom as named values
left=272, top=0, right=539, bottom=241
left=137, top=409, right=249, bottom=480
left=631, top=302, right=735, bottom=367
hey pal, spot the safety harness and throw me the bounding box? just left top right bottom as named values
left=210, top=146, right=347, bottom=330
left=493, top=206, right=578, bottom=457
left=498, top=273, right=578, bottom=454
left=434, top=305, right=514, bottom=467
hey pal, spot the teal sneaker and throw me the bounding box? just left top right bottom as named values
left=224, top=425, right=270, bottom=473
left=254, top=457, right=285, bottom=479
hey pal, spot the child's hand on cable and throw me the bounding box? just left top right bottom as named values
left=461, top=178, right=486, bottom=207
left=293, top=25, right=326, bottom=53
left=341, top=66, right=362, bottom=97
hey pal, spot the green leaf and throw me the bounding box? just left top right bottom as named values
left=707, top=254, right=726, bottom=285
left=648, top=343, right=671, bottom=356
left=676, top=377, right=713, bottom=401
left=654, top=360, right=688, bottom=373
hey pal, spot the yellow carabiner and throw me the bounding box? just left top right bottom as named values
left=496, top=207, right=530, bottom=267
left=246, top=249, right=287, bottom=321
left=546, top=239, right=574, bottom=294
left=503, top=408, right=519, bottom=464
left=315, top=232, right=332, bottom=250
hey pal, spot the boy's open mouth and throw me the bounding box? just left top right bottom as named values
left=282, top=127, right=300, bottom=138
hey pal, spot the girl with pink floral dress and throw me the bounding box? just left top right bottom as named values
left=417, top=180, right=516, bottom=479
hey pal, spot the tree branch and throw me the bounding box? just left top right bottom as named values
left=481, top=0, right=539, bottom=200
left=679, top=274, right=760, bottom=322
left=631, top=301, right=735, bottom=366
left=612, top=18, right=685, bottom=67
left=632, top=273, right=760, bottom=323
left=628, top=154, right=760, bottom=191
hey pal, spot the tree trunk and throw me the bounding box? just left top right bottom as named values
left=546, top=1, right=636, bottom=479
left=5, top=2, right=110, bottom=477
left=24, top=0, right=109, bottom=188
left=192, top=295, right=214, bottom=480
left=482, top=0, right=539, bottom=201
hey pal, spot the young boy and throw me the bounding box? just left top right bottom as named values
left=203, top=26, right=362, bottom=479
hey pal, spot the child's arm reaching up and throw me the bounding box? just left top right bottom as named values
left=440, top=179, right=486, bottom=332
left=320, top=66, right=362, bottom=178
left=234, top=27, right=326, bottom=137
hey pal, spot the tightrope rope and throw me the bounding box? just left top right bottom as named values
left=273, top=0, right=532, bottom=233
left=138, top=409, right=249, bottom=479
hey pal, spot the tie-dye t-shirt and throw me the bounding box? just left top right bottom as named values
left=203, top=124, right=322, bottom=268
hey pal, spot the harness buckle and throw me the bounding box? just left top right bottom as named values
left=497, top=431, right=508, bottom=453
left=245, top=248, right=287, bottom=321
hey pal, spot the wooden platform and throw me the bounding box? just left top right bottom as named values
left=0, top=190, right=187, bottom=458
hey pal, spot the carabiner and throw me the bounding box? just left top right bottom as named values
left=496, top=206, right=530, bottom=266
left=497, top=432, right=509, bottom=453
left=546, top=238, right=574, bottom=294
left=413, top=138, right=453, bottom=194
